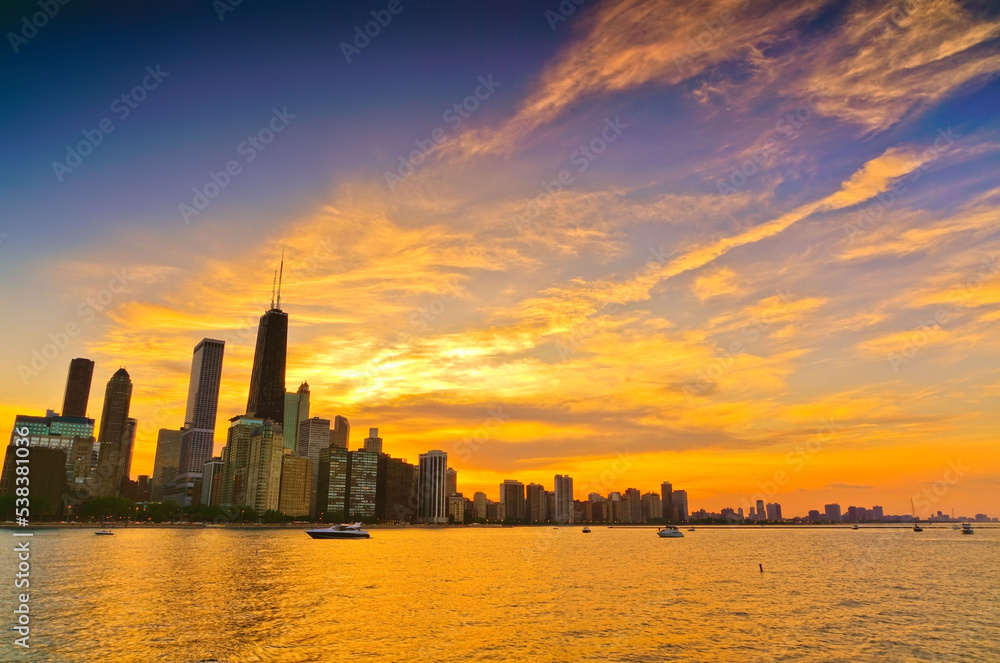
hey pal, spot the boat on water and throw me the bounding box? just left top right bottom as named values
left=305, top=523, right=370, bottom=539
left=657, top=527, right=684, bottom=538
left=911, top=498, right=923, bottom=532
left=582, top=526, right=591, bottom=533
left=94, top=530, right=114, bottom=536
left=688, top=526, right=696, bottom=532
left=852, top=523, right=859, bottom=530
left=960, top=523, right=974, bottom=535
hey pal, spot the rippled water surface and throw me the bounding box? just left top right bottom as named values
left=3, top=526, right=997, bottom=662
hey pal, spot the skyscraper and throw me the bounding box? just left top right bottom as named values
left=330, top=415, right=350, bottom=449
left=640, top=492, right=662, bottom=521
left=499, top=479, right=526, bottom=522
left=178, top=338, right=225, bottom=475
left=221, top=415, right=264, bottom=506
left=473, top=491, right=488, bottom=520
left=554, top=474, right=574, bottom=523
left=363, top=428, right=383, bottom=454
left=376, top=454, right=418, bottom=523
left=623, top=487, right=642, bottom=523
left=756, top=499, right=766, bottom=522
left=674, top=490, right=689, bottom=522
left=297, top=417, right=330, bottom=515
left=246, top=420, right=284, bottom=515
left=283, top=382, right=310, bottom=451
left=348, top=449, right=378, bottom=520
left=95, top=368, right=133, bottom=496
left=278, top=453, right=311, bottom=518
left=445, top=467, right=457, bottom=495
left=120, top=417, right=137, bottom=481
left=526, top=482, right=547, bottom=522
left=151, top=429, right=183, bottom=501
left=417, top=450, right=448, bottom=524
left=660, top=482, right=673, bottom=522
left=246, top=270, right=288, bottom=422
left=824, top=503, right=842, bottom=522
left=316, top=445, right=350, bottom=521
left=200, top=457, right=225, bottom=507
left=62, top=358, right=94, bottom=418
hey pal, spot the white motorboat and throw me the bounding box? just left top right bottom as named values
left=852, top=523, right=859, bottom=530
left=94, top=530, right=114, bottom=536
left=960, top=523, right=974, bottom=535
left=688, top=526, right=696, bottom=532
left=305, top=523, right=370, bottom=539
left=657, top=527, right=684, bottom=538
left=582, top=526, right=591, bottom=533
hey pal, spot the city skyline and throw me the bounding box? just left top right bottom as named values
left=2, top=0, right=998, bottom=519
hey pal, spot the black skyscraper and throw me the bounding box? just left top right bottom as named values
left=62, top=358, right=95, bottom=418
left=95, top=368, right=133, bottom=496
left=246, top=262, right=288, bottom=422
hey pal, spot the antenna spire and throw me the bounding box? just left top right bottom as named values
left=270, top=270, right=276, bottom=310
left=277, top=247, right=284, bottom=309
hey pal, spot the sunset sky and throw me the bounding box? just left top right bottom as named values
left=2, top=0, right=998, bottom=517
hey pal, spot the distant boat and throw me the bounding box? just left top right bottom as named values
left=657, top=527, right=684, bottom=538
left=911, top=498, right=923, bottom=532
left=94, top=530, right=114, bottom=536
left=852, top=523, right=859, bottom=530
left=582, top=526, right=591, bottom=533
left=960, top=523, right=974, bottom=535
left=305, top=523, right=370, bottom=539
left=688, top=526, right=696, bottom=532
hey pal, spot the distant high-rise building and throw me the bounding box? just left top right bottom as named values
left=554, top=474, right=574, bottom=523
left=151, top=429, right=183, bottom=502
left=316, top=445, right=351, bottom=521
left=136, top=474, right=152, bottom=502
left=623, top=487, right=641, bottom=523
left=221, top=415, right=264, bottom=506
left=473, top=491, right=488, bottom=520
left=607, top=491, right=622, bottom=522
left=330, top=415, right=350, bottom=449
left=200, top=457, right=225, bottom=506
left=660, top=482, right=673, bottom=522
left=526, top=483, right=547, bottom=522
left=871, top=505, right=884, bottom=521
left=417, top=450, right=448, bottom=524
left=808, top=509, right=821, bottom=522
left=363, top=428, right=383, bottom=454
left=755, top=499, right=766, bottom=522
left=246, top=269, right=288, bottom=422
left=448, top=494, right=465, bottom=523
left=824, top=503, right=842, bottom=522
left=766, top=502, right=782, bottom=521
left=120, top=417, right=137, bottom=482
left=278, top=452, right=311, bottom=518
left=62, top=358, right=94, bottom=418
left=376, top=454, right=417, bottom=523
left=641, top=492, right=662, bottom=521
left=446, top=467, right=458, bottom=496
left=246, top=420, right=284, bottom=515
left=297, top=417, right=330, bottom=515
left=673, top=490, right=689, bottom=522
left=499, top=479, right=526, bottom=522
left=178, top=338, right=225, bottom=475
left=283, top=382, right=310, bottom=451
left=4, top=413, right=94, bottom=486
left=0, top=446, right=68, bottom=518
left=94, top=368, right=133, bottom=496
left=347, top=450, right=378, bottom=520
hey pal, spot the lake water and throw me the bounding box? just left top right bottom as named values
left=3, top=525, right=997, bottom=662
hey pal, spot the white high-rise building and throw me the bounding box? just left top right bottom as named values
left=283, top=382, right=310, bottom=452
left=363, top=428, right=383, bottom=454
left=178, top=338, right=225, bottom=474
left=554, top=474, right=574, bottom=523
left=297, top=417, right=330, bottom=516
left=417, top=450, right=448, bottom=524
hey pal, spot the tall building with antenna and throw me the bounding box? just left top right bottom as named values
left=246, top=253, right=289, bottom=423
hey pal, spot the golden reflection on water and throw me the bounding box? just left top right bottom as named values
left=7, top=526, right=998, bottom=662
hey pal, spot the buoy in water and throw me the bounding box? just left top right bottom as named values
left=759, top=563, right=764, bottom=573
